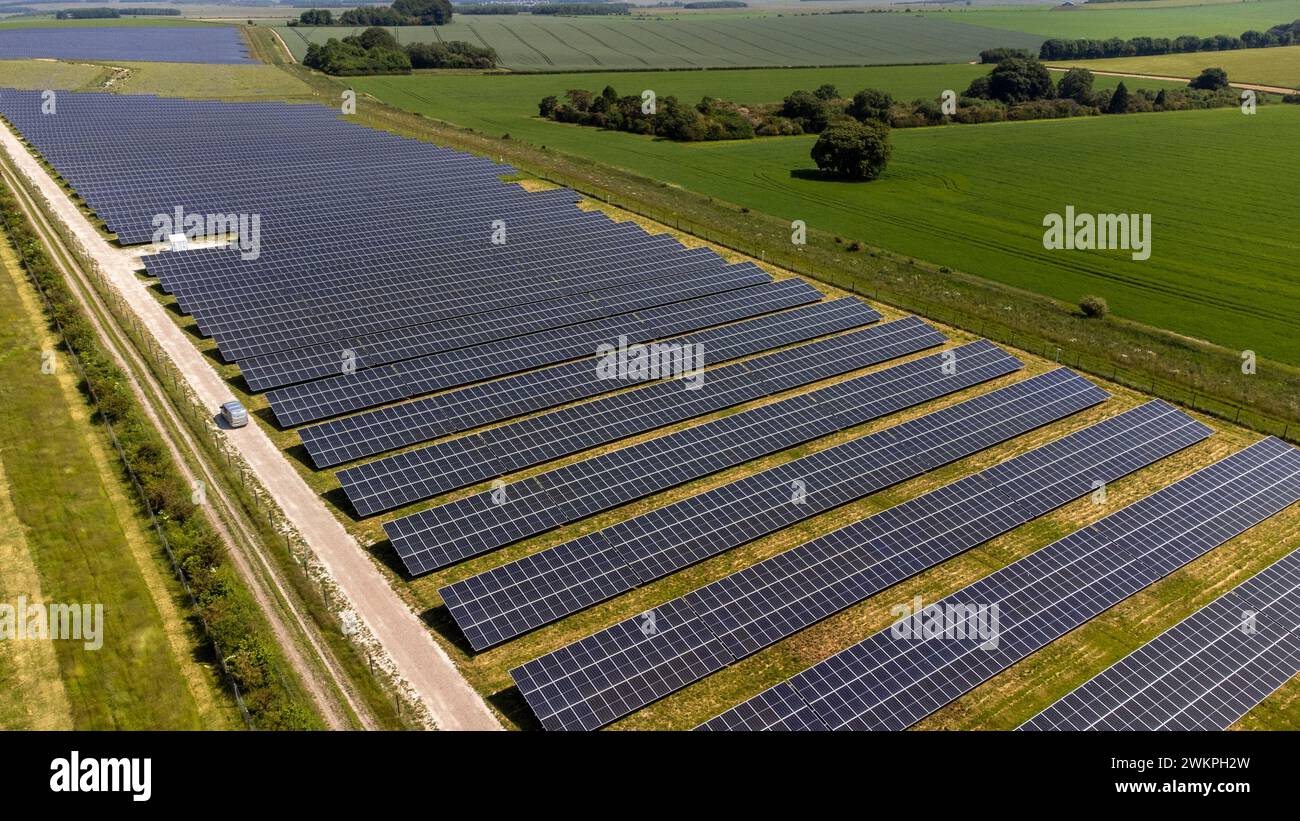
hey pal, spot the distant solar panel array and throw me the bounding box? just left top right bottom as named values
left=5, top=89, right=1295, bottom=732
left=0, top=26, right=254, bottom=64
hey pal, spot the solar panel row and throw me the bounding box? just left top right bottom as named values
left=511, top=392, right=1210, bottom=731
left=1020, top=545, right=1300, bottom=731
left=392, top=340, right=1025, bottom=576
left=700, top=437, right=1300, bottom=731
left=298, top=297, right=881, bottom=469
left=240, top=262, right=772, bottom=392
left=340, top=317, right=946, bottom=516
left=266, top=279, right=824, bottom=427
left=468, top=401, right=1206, bottom=661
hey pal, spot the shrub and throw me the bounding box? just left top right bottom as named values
left=810, top=120, right=892, bottom=180
left=847, top=87, right=893, bottom=123
left=1189, top=67, right=1230, bottom=90
left=1079, top=295, right=1109, bottom=319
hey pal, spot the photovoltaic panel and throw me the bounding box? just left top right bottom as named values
left=299, top=297, right=880, bottom=468
left=0, top=27, right=254, bottom=63
left=705, top=437, right=1300, bottom=731
left=442, top=342, right=1035, bottom=649
left=396, top=340, right=1023, bottom=578
left=239, top=264, right=772, bottom=391
left=1020, top=546, right=1300, bottom=731
left=697, top=682, right=830, bottom=732
left=341, top=317, right=945, bottom=517
left=512, top=395, right=1208, bottom=732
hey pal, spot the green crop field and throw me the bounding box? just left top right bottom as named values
left=1048, top=43, right=1300, bottom=89
left=357, top=71, right=1298, bottom=366
left=276, top=13, right=1045, bottom=71
left=919, top=0, right=1300, bottom=40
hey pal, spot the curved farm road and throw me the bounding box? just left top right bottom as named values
left=0, top=123, right=501, bottom=732
left=1045, top=65, right=1298, bottom=96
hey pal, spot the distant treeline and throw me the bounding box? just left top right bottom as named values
left=56, top=7, right=181, bottom=17
left=456, top=4, right=523, bottom=14
left=293, top=0, right=453, bottom=27
left=531, top=3, right=630, bottom=15
left=1040, top=18, right=1300, bottom=60
left=683, top=1, right=747, bottom=8
left=303, top=26, right=496, bottom=74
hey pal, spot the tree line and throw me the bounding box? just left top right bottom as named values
left=1039, top=18, right=1300, bottom=60
left=293, top=0, right=453, bottom=27
left=303, top=26, right=497, bottom=74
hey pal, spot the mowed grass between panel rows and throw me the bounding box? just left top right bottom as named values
left=354, top=70, right=1300, bottom=371
left=274, top=14, right=1045, bottom=71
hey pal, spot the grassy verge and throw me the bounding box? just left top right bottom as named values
left=0, top=180, right=320, bottom=729
left=0, top=228, right=237, bottom=729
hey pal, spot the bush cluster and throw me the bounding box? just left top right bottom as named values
left=303, top=26, right=496, bottom=75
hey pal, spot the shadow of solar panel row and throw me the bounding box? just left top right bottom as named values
left=267, top=278, right=822, bottom=427
left=241, top=252, right=766, bottom=391
left=703, top=437, right=1300, bottom=732
left=460, top=401, right=1203, bottom=658
left=509, top=369, right=1113, bottom=730
left=392, top=340, right=1019, bottom=576
left=341, top=317, right=947, bottom=517
left=1021, top=545, right=1300, bottom=731
left=299, top=297, right=880, bottom=469
left=0, top=27, right=254, bottom=63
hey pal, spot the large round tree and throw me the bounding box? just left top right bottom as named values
left=810, top=120, right=891, bottom=181
left=987, top=57, right=1055, bottom=103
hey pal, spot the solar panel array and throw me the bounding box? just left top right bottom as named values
left=508, top=370, right=1124, bottom=729
left=0, top=90, right=830, bottom=390
left=0, top=26, right=254, bottom=64
left=392, top=340, right=1025, bottom=576
left=480, top=401, right=1206, bottom=661
left=341, top=316, right=945, bottom=516
left=699, top=437, right=1300, bottom=731
left=268, top=278, right=828, bottom=427
left=1020, top=545, right=1300, bottom=731
left=300, top=297, right=882, bottom=469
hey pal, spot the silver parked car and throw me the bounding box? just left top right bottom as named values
left=220, top=400, right=249, bottom=428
